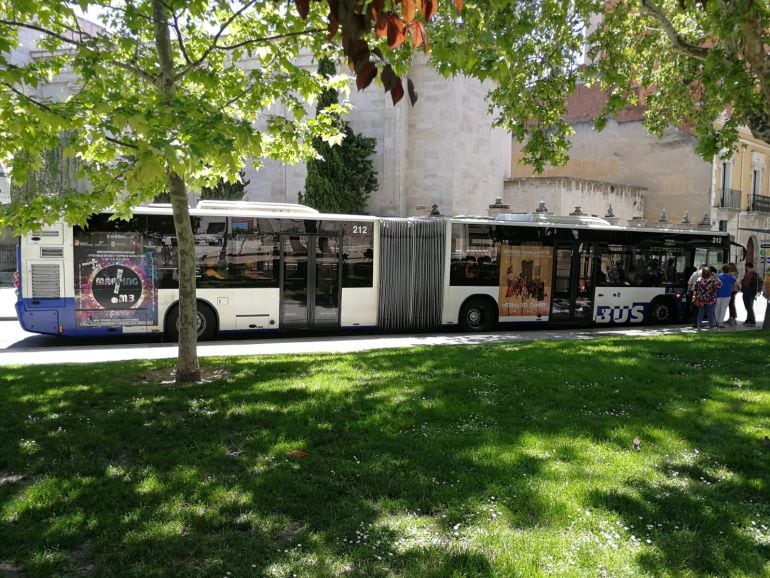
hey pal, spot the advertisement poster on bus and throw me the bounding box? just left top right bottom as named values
left=73, top=232, right=158, bottom=327
left=498, top=244, right=553, bottom=321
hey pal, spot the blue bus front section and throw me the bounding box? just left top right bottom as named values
left=17, top=297, right=157, bottom=338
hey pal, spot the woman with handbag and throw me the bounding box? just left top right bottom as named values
left=693, top=266, right=722, bottom=330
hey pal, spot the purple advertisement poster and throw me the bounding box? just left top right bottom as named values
left=74, top=232, right=158, bottom=327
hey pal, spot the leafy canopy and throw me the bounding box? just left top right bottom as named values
left=429, top=0, right=770, bottom=168
left=0, top=0, right=353, bottom=230
left=2, top=0, right=762, bottom=215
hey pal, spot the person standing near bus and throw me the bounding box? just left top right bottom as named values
left=694, top=266, right=721, bottom=330
left=715, top=264, right=734, bottom=328
left=687, top=264, right=704, bottom=325
left=741, top=262, right=759, bottom=325
left=726, top=262, right=739, bottom=325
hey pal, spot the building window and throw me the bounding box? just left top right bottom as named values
left=721, top=160, right=733, bottom=192
left=718, top=220, right=728, bottom=232
left=752, top=169, right=762, bottom=196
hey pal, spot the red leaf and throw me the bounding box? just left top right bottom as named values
left=454, top=0, right=464, bottom=10
left=368, top=0, right=385, bottom=19
left=386, top=14, right=408, bottom=49
left=409, top=21, right=422, bottom=47
left=401, top=0, right=416, bottom=23
left=381, top=64, right=398, bottom=91
left=406, top=21, right=429, bottom=53
left=418, top=0, right=437, bottom=20
left=390, top=78, right=405, bottom=105
left=295, top=0, right=310, bottom=19
left=349, top=39, right=370, bottom=64
left=374, top=13, right=388, bottom=38
left=356, top=61, right=378, bottom=91
left=420, top=22, right=430, bottom=53
left=407, top=77, right=418, bottom=105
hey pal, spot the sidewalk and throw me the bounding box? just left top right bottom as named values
left=0, top=286, right=16, bottom=321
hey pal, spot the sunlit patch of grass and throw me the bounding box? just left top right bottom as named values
left=0, top=331, right=768, bottom=576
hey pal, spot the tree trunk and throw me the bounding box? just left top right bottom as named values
left=152, top=0, right=200, bottom=382
left=168, top=171, right=201, bottom=382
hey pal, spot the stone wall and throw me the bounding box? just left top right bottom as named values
left=510, top=119, right=712, bottom=224
left=243, top=56, right=511, bottom=217
left=503, top=176, right=644, bottom=221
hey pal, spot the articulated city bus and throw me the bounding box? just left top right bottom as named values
left=13, top=200, right=731, bottom=338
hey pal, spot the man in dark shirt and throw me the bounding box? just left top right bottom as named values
left=741, top=262, right=758, bottom=325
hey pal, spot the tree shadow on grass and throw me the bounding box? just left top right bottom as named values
left=0, top=332, right=768, bottom=575
left=0, top=355, right=549, bottom=576
left=588, top=471, right=770, bottom=576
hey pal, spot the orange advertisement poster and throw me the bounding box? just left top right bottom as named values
left=498, top=244, right=553, bottom=321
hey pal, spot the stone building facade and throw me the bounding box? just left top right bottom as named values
left=507, top=85, right=770, bottom=269
left=245, top=55, right=512, bottom=217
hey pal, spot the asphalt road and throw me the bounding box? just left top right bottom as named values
left=0, top=284, right=765, bottom=367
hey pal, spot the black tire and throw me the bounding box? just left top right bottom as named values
left=165, top=301, right=217, bottom=341
left=459, top=297, right=498, bottom=332
left=648, top=298, right=676, bottom=324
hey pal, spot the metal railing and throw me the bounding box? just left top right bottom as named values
left=0, top=243, right=16, bottom=272
left=749, top=193, right=770, bottom=213
left=715, top=188, right=742, bottom=209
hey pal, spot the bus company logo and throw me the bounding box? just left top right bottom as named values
left=595, top=303, right=646, bottom=324
left=92, top=265, right=143, bottom=309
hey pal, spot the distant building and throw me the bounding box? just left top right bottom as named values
left=507, top=85, right=770, bottom=267
left=242, top=55, right=511, bottom=217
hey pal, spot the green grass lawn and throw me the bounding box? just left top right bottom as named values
left=1, top=331, right=769, bottom=577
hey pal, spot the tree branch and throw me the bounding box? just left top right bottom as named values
left=640, top=0, right=709, bottom=61
left=0, top=18, right=82, bottom=47
left=2, top=81, right=60, bottom=114
left=1, top=16, right=157, bottom=85
left=739, top=13, right=770, bottom=105
left=4, top=80, right=139, bottom=150
left=104, top=57, right=157, bottom=84
left=64, top=13, right=95, bottom=44
left=104, top=134, right=139, bottom=150
left=172, top=10, right=193, bottom=65
left=215, top=28, right=327, bottom=52
left=173, top=0, right=259, bottom=81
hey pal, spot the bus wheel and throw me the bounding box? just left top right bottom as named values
left=459, top=297, right=498, bottom=332
left=165, top=301, right=217, bottom=341
left=648, top=298, right=675, bottom=324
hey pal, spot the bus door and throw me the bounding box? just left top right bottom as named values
left=280, top=234, right=342, bottom=330
left=550, top=242, right=596, bottom=324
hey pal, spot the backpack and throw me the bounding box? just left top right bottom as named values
left=744, top=270, right=761, bottom=294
